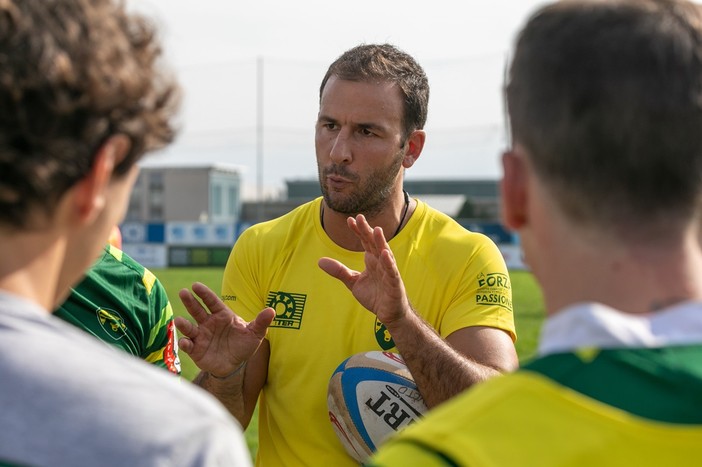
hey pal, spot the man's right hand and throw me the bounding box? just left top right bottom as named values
left=175, top=282, right=275, bottom=378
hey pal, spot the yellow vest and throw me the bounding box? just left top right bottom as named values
left=371, top=371, right=702, bottom=466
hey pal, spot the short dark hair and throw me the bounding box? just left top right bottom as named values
left=0, top=0, right=179, bottom=228
left=320, top=43, right=429, bottom=141
left=507, top=0, right=702, bottom=232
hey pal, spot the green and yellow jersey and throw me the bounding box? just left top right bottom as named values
left=225, top=196, right=515, bottom=467
left=55, top=245, right=180, bottom=374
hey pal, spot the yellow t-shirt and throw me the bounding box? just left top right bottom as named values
left=223, top=197, right=514, bottom=467
left=370, top=371, right=702, bottom=466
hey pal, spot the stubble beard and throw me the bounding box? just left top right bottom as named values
left=319, top=149, right=405, bottom=218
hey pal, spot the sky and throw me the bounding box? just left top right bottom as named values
left=129, top=0, right=550, bottom=199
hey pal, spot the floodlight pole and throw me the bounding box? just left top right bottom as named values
left=256, top=55, right=264, bottom=223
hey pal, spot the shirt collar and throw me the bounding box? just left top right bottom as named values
left=538, top=301, right=702, bottom=356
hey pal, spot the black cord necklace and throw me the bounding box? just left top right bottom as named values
left=320, top=190, right=410, bottom=239
left=393, top=189, right=411, bottom=237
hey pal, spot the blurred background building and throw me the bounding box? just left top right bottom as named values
left=121, top=164, right=523, bottom=269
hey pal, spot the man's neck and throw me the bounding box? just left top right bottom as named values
left=0, top=231, right=66, bottom=312
left=320, top=194, right=415, bottom=251
left=532, top=226, right=702, bottom=316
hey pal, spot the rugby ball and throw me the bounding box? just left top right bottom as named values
left=327, top=351, right=427, bottom=462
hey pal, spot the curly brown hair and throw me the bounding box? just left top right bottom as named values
left=0, top=0, right=179, bottom=228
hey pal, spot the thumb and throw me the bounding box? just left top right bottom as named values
left=318, top=257, right=357, bottom=287
left=248, top=307, right=276, bottom=338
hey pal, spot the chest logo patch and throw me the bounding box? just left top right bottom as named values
left=267, top=291, right=307, bottom=329
left=96, top=308, right=128, bottom=340
left=374, top=319, right=396, bottom=350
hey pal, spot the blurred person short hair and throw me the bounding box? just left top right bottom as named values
left=319, top=43, right=429, bottom=142
left=506, top=0, right=702, bottom=236
left=0, top=0, right=179, bottom=229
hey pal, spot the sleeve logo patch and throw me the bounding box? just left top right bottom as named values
left=475, top=273, right=513, bottom=312
left=374, top=319, right=396, bottom=350
left=165, top=320, right=182, bottom=374
left=267, top=291, right=307, bottom=329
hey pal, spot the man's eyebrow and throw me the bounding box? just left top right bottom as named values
left=358, top=122, right=383, bottom=129
left=357, top=122, right=390, bottom=134
left=316, top=113, right=337, bottom=123
left=316, top=114, right=388, bottom=132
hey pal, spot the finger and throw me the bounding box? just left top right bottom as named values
left=178, top=288, right=210, bottom=325
left=373, top=226, right=392, bottom=254
left=354, top=215, right=380, bottom=256
left=178, top=336, right=194, bottom=354
left=347, top=215, right=378, bottom=256
left=380, top=248, right=407, bottom=299
left=191, top=282, right=229, bottom=315
left=380, top=248, right=400, bottom=279
left=174, top=315, right=197, bottom=338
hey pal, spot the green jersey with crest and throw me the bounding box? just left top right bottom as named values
left=55, top=245, right=180, bottom=374
left=225, top=196, right=515, bottom=467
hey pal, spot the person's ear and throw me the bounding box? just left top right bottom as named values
left=402, top=130, right=426, bottom=169
left=501, top=147, right=529, bottom=230
left=72, top=135, right=131, bottom=224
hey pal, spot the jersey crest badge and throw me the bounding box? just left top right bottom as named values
left=267, top=291, right=307, bottom=329
left=96, top=308, right=128, bottom=340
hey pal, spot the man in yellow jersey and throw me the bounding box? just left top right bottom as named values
left=370, top=1, right=702, bottom=465
left=175, top=44, right=519, bottom=466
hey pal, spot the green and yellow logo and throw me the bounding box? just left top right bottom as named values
left=475, top=272, right=513, bottom=312
left=96, top=308, right=128, bottom=340
left=267, top=291, right=307, bottom=329
left=375, top=319, right=395, bottom=350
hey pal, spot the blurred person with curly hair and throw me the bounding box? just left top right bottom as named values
left=0, top=0, right=251, bottom=465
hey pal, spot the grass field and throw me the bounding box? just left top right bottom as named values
left=152, top=267, right=546, bottom=459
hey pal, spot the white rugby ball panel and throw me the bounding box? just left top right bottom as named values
left=327, top=351, right=427, bottom=462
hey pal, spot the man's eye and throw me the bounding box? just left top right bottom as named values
left=360, top=128, right=373, bottom=136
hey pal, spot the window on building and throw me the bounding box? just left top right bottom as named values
left=228, top=186, right=239, bottom=218
left=126, top=184, right=142, bottom=221
left=149, top=172, right=164, bottom=190
left=148, top=172, right=164, bottom=220
left=212, top=184, right=222, bottom=216
left=149, top=191, right=163, bottom=220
